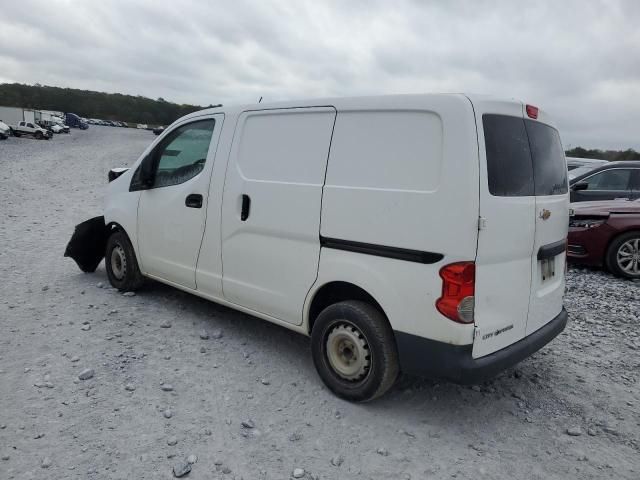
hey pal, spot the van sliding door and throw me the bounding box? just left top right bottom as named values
left=220, top=107, right=336, bottom=325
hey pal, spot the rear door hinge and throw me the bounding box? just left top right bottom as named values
left=478, top=216, right=487, bottom=230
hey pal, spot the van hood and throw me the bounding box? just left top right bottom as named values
left=570, top=199, right=640, bottom=216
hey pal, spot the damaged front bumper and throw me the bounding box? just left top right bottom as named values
left=64, top=216, right=109, bottom=272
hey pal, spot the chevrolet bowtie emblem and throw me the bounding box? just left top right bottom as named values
left=540, top=209, right=551, bottom=220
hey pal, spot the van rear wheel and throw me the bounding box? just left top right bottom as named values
left=311, top=301, right=399, bottom=402
left=105, top=230, right=144, bottom=291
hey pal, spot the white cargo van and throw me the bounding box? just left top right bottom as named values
left=79, top=94, right=569, bottom=401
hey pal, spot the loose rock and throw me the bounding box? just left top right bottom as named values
left=160, top=320, right=172, bottom=328
left=173, top=460, right=191, bottom=477
left=241, top=419, right=255, bottom=429
left=199, top=330, right=209, bottom=340
left=41, top=457, right=52, bottom=468
left=122, top=291, right=136, bottom=297
left=292, top=468, right=305, bottom=478
left=211, top=329, right=223, bottom=339
left=78, top=368, right=94, bottom=380
left=567, top=426, right=582, bottom=436
left=167, top=436, right=178, bottom=446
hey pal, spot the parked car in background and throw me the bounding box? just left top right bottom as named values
left=567, top=158, right=608, bottom=181
left=10, top=120, right=52, bottom=139
left=568, top=198, right=640, bottom=278
left=566, top=157, right=607, bottom=171
left=0, top=120, right=9, bottom=139
left=65, top=113, right=89, bottom=129
left=569, top=161, right=640, bottom=203
left=152, top=126, right=165, bottom=135
left=47, top=123, right=64, bottom=134
left=136, top=123, right=148, bottom=129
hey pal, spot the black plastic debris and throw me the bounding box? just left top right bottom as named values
left=64, top=216, right=109, bottom=272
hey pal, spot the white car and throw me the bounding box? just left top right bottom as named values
left=11, top=120, right=51, bottom=139
left=0, top=120, right=9, bottom=139
left=49, top=124, right=64, bottom=134
left=67, top=94, right=569, bottom=401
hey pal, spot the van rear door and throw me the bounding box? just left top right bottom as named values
left=522, top=114, right=568, bottom=335
left=472, top=101, right=536, bottom=358
left=472, top=99, right=568, bottom=358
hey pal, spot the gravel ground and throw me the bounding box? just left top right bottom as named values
left=0, top=127, right=638, bottom=479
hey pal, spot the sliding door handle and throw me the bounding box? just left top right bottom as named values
left=241, top=194, right=251, bottom=221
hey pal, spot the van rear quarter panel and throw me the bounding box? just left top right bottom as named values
left=315, top=95, right=479, bottom=344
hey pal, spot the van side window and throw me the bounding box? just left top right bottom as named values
left=483, top=114, right=567, bottom=197
left=150, top=119, right=215, bottom=188
left=525, top=120, right=568, bottom=195
left=483, top=114, right=534, bottom=196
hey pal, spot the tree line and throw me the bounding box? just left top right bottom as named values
left=565, top=146, right=640, bottom=161
left=0, top=83, right=212, bottom=126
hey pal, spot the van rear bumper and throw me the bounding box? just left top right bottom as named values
left=394, top=308, right=568, bottom=384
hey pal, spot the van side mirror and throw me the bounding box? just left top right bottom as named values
left=571, top=182, right=588, bottom=192
left=139, top=155, right=155, bottom=187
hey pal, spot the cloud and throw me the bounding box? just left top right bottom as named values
left=0, top=0, right=638, bottom=149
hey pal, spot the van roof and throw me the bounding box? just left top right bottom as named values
left=183, top=93, right=528, bottom=121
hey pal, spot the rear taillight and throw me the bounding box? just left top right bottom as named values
left=436, top=262, right=475, bottom=324
left=526, top=104, right=539, bottom=119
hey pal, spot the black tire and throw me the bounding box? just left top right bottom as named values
left=605, top=231, right=640, bottom=279
left=105, top=230, right=145, bottom=291
left=35, top=131, right=43, bottom=139
left=13, top=130, right=20, bottom=137
left=311, top=300, right=399, bottom=402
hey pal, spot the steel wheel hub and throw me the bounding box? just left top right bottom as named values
left=617, top=238, right=640, bottom=276
left=110, top=244, right=127, bottom=281
left=326, top=322, right=371, bottom=381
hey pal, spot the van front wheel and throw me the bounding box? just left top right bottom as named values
left=311, top=301, right=399, bottom=402
left=105, top=230, right=144, bottom=291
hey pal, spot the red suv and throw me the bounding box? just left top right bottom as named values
left=568, top=199, right=640, bottom=278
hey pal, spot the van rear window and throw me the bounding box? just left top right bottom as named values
left=483, top=114, right=568, bottom=197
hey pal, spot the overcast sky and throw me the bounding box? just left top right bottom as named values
left=1, top=0, right=638, bottom=149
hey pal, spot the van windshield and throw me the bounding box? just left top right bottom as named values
left=483, top=114, right=568, bottom=197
